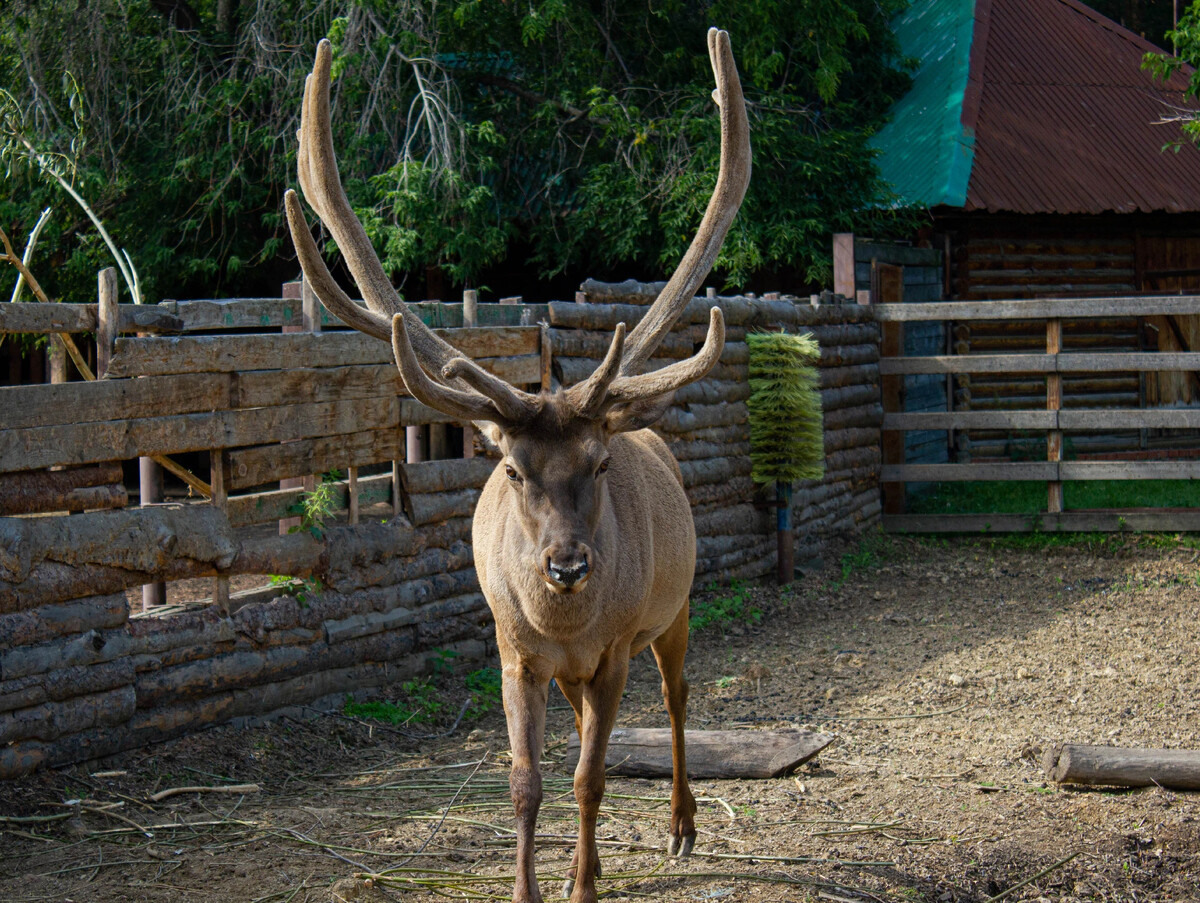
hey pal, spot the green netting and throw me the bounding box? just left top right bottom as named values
left=747, top=332, right=825, bottom=486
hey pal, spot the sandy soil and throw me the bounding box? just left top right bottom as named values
left=3, top=531, right=1199, bottom=902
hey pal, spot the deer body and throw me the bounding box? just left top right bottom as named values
left=284, top=28, right=749, bottom=903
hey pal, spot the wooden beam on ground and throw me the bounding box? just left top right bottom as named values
left=563, top=728, right=835, bottom=779
left=1044, top=744, right=1200, bottom=790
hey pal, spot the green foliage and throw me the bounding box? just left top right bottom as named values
left=286, top=470, right=342, bottom=538
left=829, top=528, right=892, bottom=589
left=1143, top=2, right=1200, bottom=146
left=909, top=479, right=1200, bottom=516
left=465, top=667, right=503, bottom=717
left=0, top=0, right=912, bottom=306
left=345, top=678, right=444, bottom=726
left=690, top=580, right=762, bottom=632
left=268, top=573, right=322, bottom=606
left=747, top=331, right=825, bottom=486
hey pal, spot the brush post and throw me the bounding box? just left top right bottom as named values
left=776, top=482, right=793, bottom=584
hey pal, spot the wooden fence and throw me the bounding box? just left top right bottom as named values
left=0, top=281, right=881, bottom=776
left=878, top=295, right=1200, bottom=533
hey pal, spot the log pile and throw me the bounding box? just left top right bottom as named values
left=0, top=282, right=883, bottom=778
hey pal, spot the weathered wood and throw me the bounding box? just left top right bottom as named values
left=408, top=488, right=481, bottom=527
left=1047, top=320, right=1064, bottom=514
left=819, top=363, right=878, bottom=390
left=2, top=372, right=232, bottom=431
left=874, top=296, right=1200, bottom=322
left=0, top=301, right=182, bottom=334
left=0, top=658, right=133, bottom=716
left=228, top=428, right=404, bottom=491
left=0, top=396, right=400, bottom=474
left=833, top=233, right=855, bottom=298
left=879, top=354, right=1054, bottom=374
left=881, top=462, right=1057, bottom=482
left=0, top=593, right=128, bottom=648
left=0, top=686, right=136, bottom=745
left=96, top=269, right=119, bottom=378
left=104, top=327, right=539, bottom=377
left=882, top=411, right=1056, bottom=430
left=1044, top=744, right=1200, bottom=790
left=578, top=278, right=667, bottom=304
left=1058, top=408, right=1200, bottom=429
left=679, top=457, right=752, bottom=487
left=401, top=458, right=497, bottom=495
left=162, top=297, right=548, bottom=331
left=658, top=402, right=747, bottom=434
left=1059, top=460, right=1200, bottom=480
left=548, top=328, right=693, bottom=360
left=563, top=728, right=834, bottom=779
left=0, top=463, right=124, bottom=516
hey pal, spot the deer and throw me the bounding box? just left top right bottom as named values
left=283, top=28, right=749, bottom=903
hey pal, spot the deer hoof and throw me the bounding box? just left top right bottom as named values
left=668, top=833, right=695, bottom=857
left=562, top=878, right=574, bottom=898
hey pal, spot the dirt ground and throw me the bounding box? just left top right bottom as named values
left=3, top=530, right=1199, bottom=903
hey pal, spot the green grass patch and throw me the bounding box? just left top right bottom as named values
left=691, top=580, right=762, bottom=632
left=909, top=480, right=1200, bottom=516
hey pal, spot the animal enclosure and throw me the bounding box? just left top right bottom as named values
left=0, top=280, right=881, bottom=778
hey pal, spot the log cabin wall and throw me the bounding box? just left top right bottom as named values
left=940, top=212, right=1200, bottom=457
left=0, top=283, right=881, bottom=778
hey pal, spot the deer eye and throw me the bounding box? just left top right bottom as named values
left=505, top=464, right=521, bottom=482
left=596, top=459, right=610, bottom=477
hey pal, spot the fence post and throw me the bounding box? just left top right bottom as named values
left=279, top=280, right=309, bottom=534
left=1047, top=318, right=1063, bottom=513
left=211, top=448, right=230, bottom=614
left=833, top=233, right=855, bottom=300
left=875, top=260, right=906, bottom=515
left=462, top=289, right=478, bottom=458
left=96, top=268, right=118, bottom=378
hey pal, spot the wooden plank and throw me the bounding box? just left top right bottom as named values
left=1058, top=409, right=1200, bottom=429
left=163, top=298, right=550, bottom=332
left=1, top=373, right=232, bottom=431
left=879, top=266, right=905, bottom=515
left=881, top=462, right=1059, bottom=482
left=227, top=472, right=394, bottom=526
left=1059, top=460, right=1200, bottom=480
left=0, top=302, right=182, bottom=335
left=1047, top=320, right=1063, bottom=514
left=879, top=354, right=1053, bottom=374
left=563, top=728, right=834, bottom=779
left=854, top=241, right=941, bottom=268
left=228, top=428, right=404, bottom=490
left=873, top=296, right=1200, bottom=322
left=885, top=509, right=1200, bottom=533
left=833, top=233, right=855, bottom=298
left=1056, top=352, right=1200, bottom=371
left=1045, top=744, right=1200, bottom=790
left=104, top=327, right=540, bottom=377
left=882, top=411, right=1056, bottom=430
left=0, top=397, right=400, bottom=473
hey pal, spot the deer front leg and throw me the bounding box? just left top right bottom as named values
left=650, top=604, right=697, bottom=857
left=565, top=649, right=630, bottom=903
left=502, top=656, right=552, bottom=903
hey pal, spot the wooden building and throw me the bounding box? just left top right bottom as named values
left=873, top=0, right=1200, bottom=427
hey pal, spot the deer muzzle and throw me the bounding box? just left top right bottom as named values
left=542, top=545, right=592, bottom=594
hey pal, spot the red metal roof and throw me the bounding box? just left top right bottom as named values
left=964, top=0, right=1200, bottom=214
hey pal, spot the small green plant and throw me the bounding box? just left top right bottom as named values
left=829, top=529, right=892, bottom=590
left=345, top=676, right=444, bottom=726
left=268, top=574, right=322, bottom=606
left=466, top=667, right=503, bottom=717
left=714, top=675, right=737, bottom=689
left=690, top=580, right=762, bottom=632
left=287, top=470, right=343, bottom=538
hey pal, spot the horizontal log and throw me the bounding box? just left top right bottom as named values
left=227, top=472, right=391, bottom=527
left=824, top=427, right=879, bottom=454
left=1060, top=460, right=1200, bottom=480
left=563, top=728, right=833, bottom=779
left=823, top=402, right=883, bottom=431
left=693, top=503, right=769, bottom=537
left=0, top=658, right=134, bottom=715
left=548, top=327, right=693, bottom=360
left=807, top=322, right=880, bottom=348
left=577, top=278, right=667, bottom=303
left=0, top=302, right=181, bottom=335
left=0, top=685, right=136, bottom=745
left=163, top=298, right=548, bottom=331
left=658, top=402, right=747, bottom=434
left=883, top=411, right=1055, bottom=430
left=880, top=354, right=1053, bottom=375
left=671, top=440, right=752, bottom=462
left=822, top=383, right=880, bottom=412
left=874, top=295, right=1200, bottom=322
left=818, top=342, right=880, bottom=367
left=1059, top=409, right=1200, bottom=429
left=881, top=462, right=1058, bottom=482
left=1, top=396, right=400, bottom=474
left=819, top=363, right=878, bottom=390
left=401, top=458, right=497, bottom=494
left=408, top=488, right=481, bottom=527
left=0, top=593, right=129, bottom=648
left=672, top=379, right=750, bottom=406
left=0, top=463, right=126, bottom=516
left=679, top=457, right=752, bottom=488
left=229, top=429, right=403, bottom=491
left=104, top=326, right=539, bottom=377
left=1044, top=744, right=1200, bottom=790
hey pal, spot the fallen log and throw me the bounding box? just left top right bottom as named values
left=564, top=728, right=834, bottom=779
left=1043, top=744, right=1200, bottom=790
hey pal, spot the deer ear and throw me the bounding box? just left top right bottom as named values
left=604, top=392, right=675, bottom=434
left=475, top=421, right=505, bottom=450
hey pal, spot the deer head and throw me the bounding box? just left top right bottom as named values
left=285, top=29, right=749, bottom=595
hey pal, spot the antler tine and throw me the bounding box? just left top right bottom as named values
left=442, top=356, right=540, bottom=423
left=619, top=28, right=750, bottom=378
left=608, top=307, right=725, bottom=404
left=391, top=316, right=503, bottom=424
left=566, top=323, right=626, bottom=417
left=295, top=40, right=461, bottom=372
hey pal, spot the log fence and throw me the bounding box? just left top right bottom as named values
left=877, top=295, right=1200, bottom=533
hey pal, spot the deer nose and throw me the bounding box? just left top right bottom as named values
left=544, top=553, right=590, bottom=589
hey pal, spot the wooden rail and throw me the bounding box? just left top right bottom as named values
left=877, top=295, right=1200, bottom=533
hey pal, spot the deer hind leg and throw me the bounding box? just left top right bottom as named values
left=564, top=650, right=629, bottom=903
left=502, top=657, right=552, bottom=903
left=650, top=603, right=697, bottom=857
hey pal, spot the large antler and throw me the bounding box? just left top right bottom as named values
left=617, top=28, right=750, bottom=380
left=285, top=40, right=534, bottom=426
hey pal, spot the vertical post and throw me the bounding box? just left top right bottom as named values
left=96, top=268, right=118, bottom=378
left=302, top=279, right=321, bottom=496
left=211, top=448, right=230, bottom=614
left=876, top=260, right=906, bottom=516
left=462, top=290, right=478, bottom=458
left=48, top=337, right=68, bottom=384
left=348, top=467, right=360, bottom=525
left=833, top=233, right=855, bottom=300
left=1047, top=318, right=1063, bottom=514
left=776, top=482, right=793, bottom=584
left=539, top=322, right=553, bottom=392
left=280, top=280, right=304, bottom=534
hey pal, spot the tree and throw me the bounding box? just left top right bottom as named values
left=1144, top=0, right=1200, bottom=145
left=0, top=0, right=913, bottom=304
